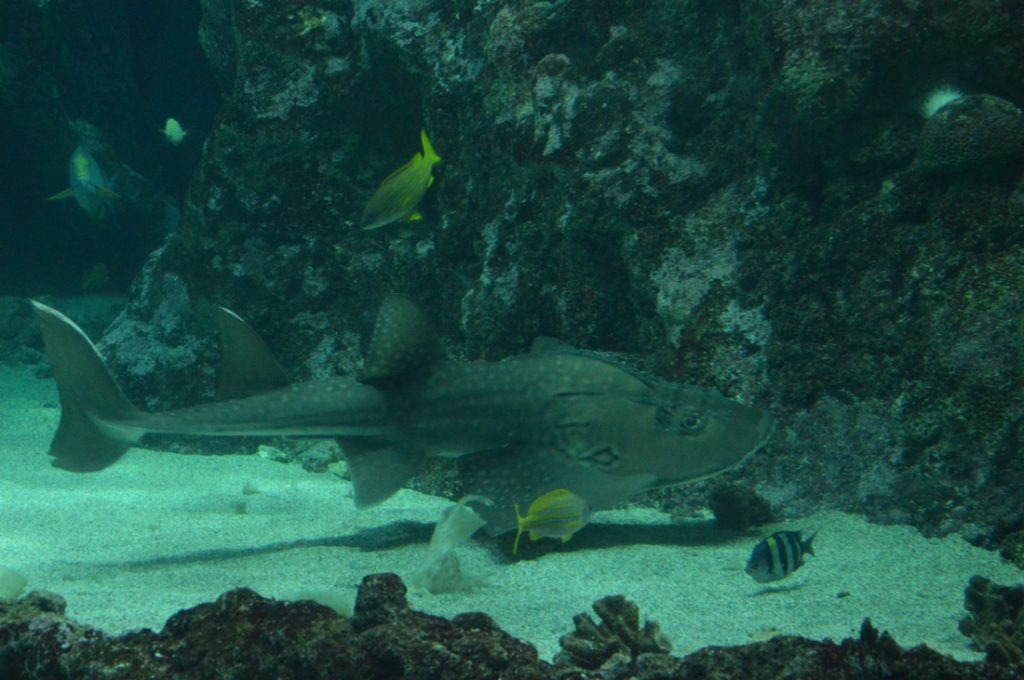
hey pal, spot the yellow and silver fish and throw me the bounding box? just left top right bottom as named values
left=161, top=117, right=188, bottom=145
left=362, top=129, right=441, bottom=230
left=47, top=146, right=121, bottom=219
left=513, top=489, right=592, bottom=555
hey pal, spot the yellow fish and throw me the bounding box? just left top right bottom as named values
left=47, top=146, right=121, bottom=219
left=513, top=489, right=592, bottom=555
left=161, top=117, right=188, bottom=145
left=362, top=129, right=441, bottom=230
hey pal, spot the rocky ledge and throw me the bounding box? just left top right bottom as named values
left=0, top=573, right=1016, bottom=680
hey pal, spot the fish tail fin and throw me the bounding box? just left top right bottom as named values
left=512, top=504, right=525, bottom=555
left=512, top=528, right=524, bottom=555
left=420, top=129, right=440, bottom=164
left=803, top=531, right=817, bottom=557
left=46, top=187, right=74, bottom=201
left=32, top=301, right=143, bottom=471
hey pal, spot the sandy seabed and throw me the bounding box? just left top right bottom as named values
left=1, top=364, right=1020, bottom=662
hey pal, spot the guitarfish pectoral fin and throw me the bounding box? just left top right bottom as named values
left=338, top=436, right=427, bottom=508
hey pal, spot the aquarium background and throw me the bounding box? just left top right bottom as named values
left=1, top=0, right=1023, bottom=676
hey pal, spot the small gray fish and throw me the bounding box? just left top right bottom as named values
left=745, top=530, right=816, bottom=583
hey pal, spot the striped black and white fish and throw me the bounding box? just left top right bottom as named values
left=745, top=530, right=816, bottom=583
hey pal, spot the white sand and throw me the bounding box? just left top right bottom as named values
left=0, top=363, right=1020, bottom=662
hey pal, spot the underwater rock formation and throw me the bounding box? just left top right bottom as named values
left=960, top=575, right=1024, bottom=669
left=918, top=94, right=1024, bottom=176
left=0, top=574, right=560, bottom=680
left=0, top=576, right=1015, bottom=680
left=640, top=619, right=1016, bottom=680
left=705, top=482, right=774, bottom=531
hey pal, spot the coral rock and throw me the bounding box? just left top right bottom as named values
left=918, top=94, right=1024, bottom=176
left=959, top=575, right=1024, bottom=669
left=351, top=571, right=409, bottom=632
left=0, top=577, right=565, bottom=680
left=556, top=594, right=672, bottom=672
left=707, top=482, right=774, bottom=530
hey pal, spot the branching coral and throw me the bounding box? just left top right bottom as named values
left=555, top=594, right=672, bottom=673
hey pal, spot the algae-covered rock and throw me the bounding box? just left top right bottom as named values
left=555, top=594, right=672, bottom=672
left=918, top=95, right=1024, bottom=175
left=0, top=578, right=1017, bottom=678
left=0, top=575, right=562, bottom=679
left=960, top=575, right=1024, bottom=669
left=998, top=530, right=1024, bottom=571
left=707, top=483, right=774, bottom=531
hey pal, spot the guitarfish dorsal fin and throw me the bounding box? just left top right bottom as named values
left=208, top=306, right=290, bottom=399
left=359, top=295, right=444, bottom=383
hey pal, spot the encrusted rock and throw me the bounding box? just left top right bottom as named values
left=555, top=594, right=672, bottom=672
left=351, top=571, right=409, bottom=632
left=707, top=482, right=774, bottom=530
left=918, top=94, right=1024, bottom=176
left=0, top=576, right=565, bottom=679
left=652, top=619, right=1012, bottom=680
left=0, top=591, right=107, bottom=678
left=998, top=530, right=1024, bottom=570
left=959, top=575, right=1024, bottom=669
left=2, top=580, right=1019, bottom=679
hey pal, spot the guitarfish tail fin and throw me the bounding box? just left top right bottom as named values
left=32, top=301, right=143, bottom=471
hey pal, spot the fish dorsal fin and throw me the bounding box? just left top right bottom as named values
left=207, top=306, right=290, bottom=398
left=359, top=295, right=443, bottom=383
left=530, top=338, right=662, bottom=389
left=530, top=336, right=576, bottom=354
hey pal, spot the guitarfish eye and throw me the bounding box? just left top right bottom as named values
left=679, top=412, right=705, bottom=433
